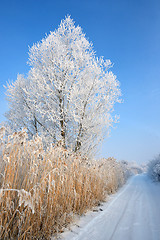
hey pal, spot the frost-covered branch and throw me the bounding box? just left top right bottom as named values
left=5, top=16, right=121, bottom=157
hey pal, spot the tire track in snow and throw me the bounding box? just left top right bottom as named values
left=109, top=182, right=142, bottom=240
left=61, top=174, right=160, bottom=240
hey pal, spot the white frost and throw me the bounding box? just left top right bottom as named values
left=59, top=174, right=160, bottom=240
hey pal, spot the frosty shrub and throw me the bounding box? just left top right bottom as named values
left=148, top=155, right=160, bottom=181
left=120, top=160, right=144, bottom=180
left=5, top=16, right=121, bottom=158
left=0, top=128, right=125, bottom=239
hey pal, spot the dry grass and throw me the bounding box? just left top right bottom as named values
left=0, top=127, right=125, bottom=239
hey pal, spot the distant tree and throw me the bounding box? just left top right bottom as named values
left=148, top=155, right=160, bottom=181
left=5, top=16, right=121, bottom=157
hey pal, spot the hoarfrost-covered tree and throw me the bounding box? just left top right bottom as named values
left=148, top=155, right=160, bottom=181
left=5, top=16, right=121, bottom=157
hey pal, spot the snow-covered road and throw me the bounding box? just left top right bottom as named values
left=61, top=174, right=160, bottom=240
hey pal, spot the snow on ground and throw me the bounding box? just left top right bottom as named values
left=57, top=174, right=160, bottom=240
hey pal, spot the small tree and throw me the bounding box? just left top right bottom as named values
left=5, top=16, right=121, bottom=157
left=148, top=155, right=160, bottom=181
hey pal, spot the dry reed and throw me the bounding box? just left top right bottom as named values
left=0, top=127, right=125, bottom=239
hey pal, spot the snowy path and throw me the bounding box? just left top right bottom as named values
left=61, top=174, right=160, bottom=240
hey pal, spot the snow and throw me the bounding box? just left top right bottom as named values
left=59, top=174, right=160, bottom=240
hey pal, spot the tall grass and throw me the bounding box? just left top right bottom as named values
left=0, top=127, right=125, bottom=239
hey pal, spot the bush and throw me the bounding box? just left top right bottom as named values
left=0, top=127, right=125, bottom=239
left=148, top=155, right=160, bottom=181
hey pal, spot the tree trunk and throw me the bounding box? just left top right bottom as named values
left=34, top=116, right=38, bottom=134
left=59, top=93, right=66, bottom=148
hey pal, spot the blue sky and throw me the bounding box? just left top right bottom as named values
left=0, top=0, right=160, bottom=164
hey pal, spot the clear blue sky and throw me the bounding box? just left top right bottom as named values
left=0, top=0, right=160, bottom=164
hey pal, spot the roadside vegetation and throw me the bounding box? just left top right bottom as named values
left=0, top=16, right=125, bottom=239
left=148, top=155, right=160, bottom=182
left=0, top=128, right=126, bottom=239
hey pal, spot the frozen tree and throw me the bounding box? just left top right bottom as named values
left=5, top=16, right=121, bottom=157
left=5, top=75, right=37, bottom=137
left=5, top=75, right=54, bottom=143
left=148, top=155, right=160, bottom=181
